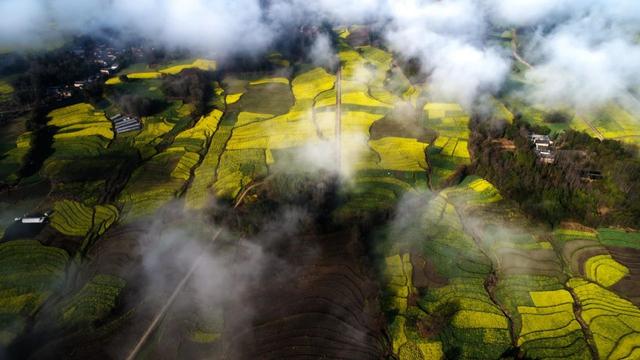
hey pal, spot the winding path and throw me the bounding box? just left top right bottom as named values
left=510, top=30, right=533, bottom=70
left=124, top=185, right=262, bottom=360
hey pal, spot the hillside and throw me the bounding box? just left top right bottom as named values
left=0, top=24, right=639, bottom=360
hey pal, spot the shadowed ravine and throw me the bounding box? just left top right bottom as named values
left=222, top=228, right=390, bottom=359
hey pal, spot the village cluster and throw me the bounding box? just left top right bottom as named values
left=47, top=43, right=145, bottom=134
left=529, top=134, right=555, bottom=164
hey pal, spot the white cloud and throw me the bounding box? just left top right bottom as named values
left=385, top=0, right=510, bottom=107
left=1, top=0, right=639, bottom=109
left=309, top=33, right=337, bottom=69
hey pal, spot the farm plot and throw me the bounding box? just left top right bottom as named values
left=568, top=278, right=640, bottom=359
left=0, top=132, right=31, bottom=183
left=499, top=97, right=573, bottom=135
left=213, top=149, right=267, bottom=199
left=133, top=117, right=177, bottom=158
left=597, top=228, right=640, bottom=249
left=385, top=253, right=445, bottom=359
left=0, top=240, right=69, bottom=345
left=292, top=67, right=335, bottom=103
left=368, top=137, right=428, bottom=172
left=47, top=103, right=113, bottom=158
left=516, top=289, right=590, bottom=359
left=579, top=104, right=640, bottom=145
left=424, top=103, right=466, bottom=124
left=249, top=77, right=288, bottom=86
left=313, top=87, right=337, bottom=111
left=381, top=190, right=513, bottom=359
left=338, top=49, right=366, bottom=80
left=552, top=225, right=611, bottom=279
left=427, top=136, right=470, bottom=188
left=338, top=46, right=393, bottom=111
left=446, top=176, right=502, bottom=206
left=235, top=79, right=294, bottom=116
left=226, top=68, right=332, bottom=154
left=417, top=201, right=511, bottom=359
left=130, top=100, right=197, bottom=159
left=107, top=59, right=216, bottom=85
left=340, top=110, right=387, bottom=171
left=341, top=81, right=392, bottom=112
left=0, top=79, right=13, bottom=103
left=423, top=103, right=471, bottom=188
left=597, top=229, right=640, bottom=305
left=50, top=199, right=118, bottom=237
left=385, top=66, right=415, bottom=102
left=105, top=71, right=162, bottom=85
left=336, top=171, right=416, bottom=219
left=444, top=177, right=596, bottom=359
left=313, top=108, right=337, bottom=139
left=584, top=255, right=628, bottom=288
left=117, top=151, right=186, bottom=220
left=118, top=133, right=205, bottom=221
left=159, top=58, right=217, bottom=75
left=185, top=112, right=234, bottom=209
left=172, top=110, right=222, bottom=153
left=226, top=104, right=318, bottom=151
left=40, top=103, right=118, bottom=186
left=54, top=274, right=125, bottom=328
left=355, top=46, right=396, bottom=104
left=216, top=69, right=333, bottom=199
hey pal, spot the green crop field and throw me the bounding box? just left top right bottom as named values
left=0, top=132, right=31, bottom=183
left=0, top=80, right=14, bottom=103
left=47, top=103, right=113, bottom=156
left=569, top=278, right=640, bottom=359
left=50, top=199, right=118, bottom=237
left=369, top=137, right=428, bottom=172
left=0, top=240, right=69, bottom=345
left=56, top=274, right=126, bottom=327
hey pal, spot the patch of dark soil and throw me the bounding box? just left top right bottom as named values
left=370, top=108, right=435, bottom=143
left=411, top=253, right=449, bottom=289
left=223, top=228, right=390, bottom=359
left=608, top=246, right=640, bottom=305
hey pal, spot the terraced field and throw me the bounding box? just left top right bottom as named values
left=424, top=103, right=471, bottom=188
left=0, top=80, right=13, bottom=103
left=225, top=230, right=388, bottom=359
left=378, top=174, right=640, bottom=359
left=0, top=240, right=69, bottom=346
left=47, top=103, right=113, bottom=158
left=0, top=132, right=31, bottom=183
left=50, top=199, right=119, bottom=237
left=55, top=274, right=126, bottom=328
left=577, top=104, right=640, bottom=145
left=1, top=34, right=639, bottom=360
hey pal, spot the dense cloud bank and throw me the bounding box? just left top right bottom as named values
left=2, top=0, right=640, bottom=109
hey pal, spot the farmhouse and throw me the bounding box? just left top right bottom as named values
left=529, top=134, right=555, bottom=164
left=580, top=169, right=604, bottom=181
left=46, top=86, right=73, bottom=100
left=14, top=212, right=50, bottom=224
left=110, top=113, right=142, bottom=134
